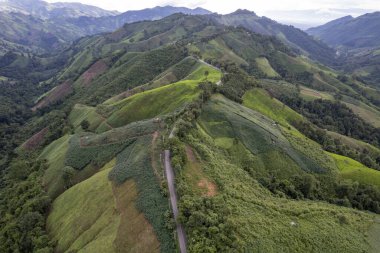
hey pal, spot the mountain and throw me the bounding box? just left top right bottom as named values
left=0, top=0, right=119, bottom=18
left=60, top=5, right=212, bottom=35
left=0, top=5, right=212, bottom=54
left=1, top=12, right=380, bottom=253
left=307, top=12, right=380, bottom=86
left=307, top=12, right=380, bottom=49
left=2, top=1, right=380, bottom=251
left=210, top=9, right=338, bottom=66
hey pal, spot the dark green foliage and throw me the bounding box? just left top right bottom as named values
left=167, top=137, right=187, bottom=172
left=64, top=135, right=133, bottom=170
left=294, top=121, right=380, bottom=170
left=0, top=157, right=54, bottom=253
left=80, top=119, right=90, bottom=130
left=281, top=97, right=380, bottom=148
left=218, top=67, right=257, bottom=103
left=180, top=195, right=240, bottom=252
left=170, top=57, right=198, bottom=80
left=109, top=136, right=176, bottom=253
left=260, top=172, right=380, bottom=214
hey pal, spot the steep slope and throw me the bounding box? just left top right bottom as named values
left=307, top=12, right=380, bottom=49
left=2, top=11, right=380, bottom=253
left=0, top=0, right=118, bottom=18
left=211, top=9, right=337, bottom=66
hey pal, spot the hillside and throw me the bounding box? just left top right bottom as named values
left=307, top=12, right=380, bottom=49
left=307, top=12, right=380, bottom=86
left=0, top=11, right=380, bottom=253
left=211, top=9, right=337, bottom=66
left=0, top=0, right=119, bottom=18
left=0, top=4, right=211, bottom=54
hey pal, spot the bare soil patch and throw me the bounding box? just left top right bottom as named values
left=113, top=180, right=160, bottom=253
left=80, top=60, right=108, bottom=87
left=32, top=81, right=72, bottom=111
left=22, top=127, right=48, bottom=150
left=185, top=145, right=217, bottom=197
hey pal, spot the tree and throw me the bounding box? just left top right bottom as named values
left=80, top=119, right=90, bottom=130
left=62, top=166, right=75, bottom=188
left=204, top=70, right=209, bottom=80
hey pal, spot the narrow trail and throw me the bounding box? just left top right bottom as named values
left=164, top=150, right=187, bottom=253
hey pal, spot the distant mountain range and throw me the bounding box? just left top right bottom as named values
left=211, top=9, right=336, bottom=66
left=0, top=3, right=212, bottom=54
left=0, top=0, right=119, bottom=18
left=307, top=12, right=380, bottom=49
left=306, top=12, right=380, bottom=85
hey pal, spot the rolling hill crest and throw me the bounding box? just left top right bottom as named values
left=0, top=10, right=380, bottom=253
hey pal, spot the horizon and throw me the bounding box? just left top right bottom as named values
left=44, top=0, right=379, bottom=28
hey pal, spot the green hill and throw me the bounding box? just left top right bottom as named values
left=2, top=11, right=380, bottom=253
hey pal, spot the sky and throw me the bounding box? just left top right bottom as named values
left=46, top=0, right=379, bottom=28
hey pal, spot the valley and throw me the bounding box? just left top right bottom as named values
left=0, top=1, right=380, bottom=253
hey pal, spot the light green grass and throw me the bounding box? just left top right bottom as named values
left=107, top=81, right=200, bottom=127
left=243, top=88, right=303, bottom=127
left=39, top=135, right=71, bottom=198
left=47, top=160, right=119, bottom=253
left=300, top=86, right=335, bottom=101
left=68, top=104, right=105, bottom=132
left=183, top=64, right=222, bottom=83
left=105, top=63, right=221, bottom=128
left=329, top=152, right=380, bottom=188
left=200, top=95, right=326, bottom=174
left=255, top=57, right=280, bottom=77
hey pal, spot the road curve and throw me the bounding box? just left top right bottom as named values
left=164, top=150, right=187, bottom=253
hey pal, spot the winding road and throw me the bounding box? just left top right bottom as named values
left=164, top=150, right=187, bottom=253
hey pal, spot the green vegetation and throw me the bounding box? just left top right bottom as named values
left=68, top=104, right=104, bottom=132
left=300, top=86, right=334, bottom=101
left=39, top=135, right=71, bottom=198
left=243, top=88, right=303, bottom=127
left=109, top=135, right=176, bottom=252
left=343, top=101, right=380, bottom=128
left=47, top=160, right=119, bottom=253
left=2, top=10, right=380, bottom=253
left=0, top=157, right=53, bottom=252
left=330, top=152, right=380, bottom=188
left=106, top=64, right=221, bottom=128
left=107, top=81, right=199, bottom=127
left=199, top=95, right=323, bottom=174
left=255, top=57, right=280, bottom=77
left=178, top=123, right=377, bottom=252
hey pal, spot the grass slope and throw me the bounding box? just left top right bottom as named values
left=182, top=123, right=378, bottom=252
left=47, top=160, right=119, bottom=253
left=330, top=152, right=380, bottom=188
left=106, top=64, right=221, bottom=128
left=243, top=88, right=303, bottom=127
left=255, top=57, right=280, bottom=77
left=47, top=159, right=160, bottom=253
left=39, top=135, right=71, bottom=198
left=68, top=104, right=105, bottom=132
left=199, top=95, right=330, bottom=176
